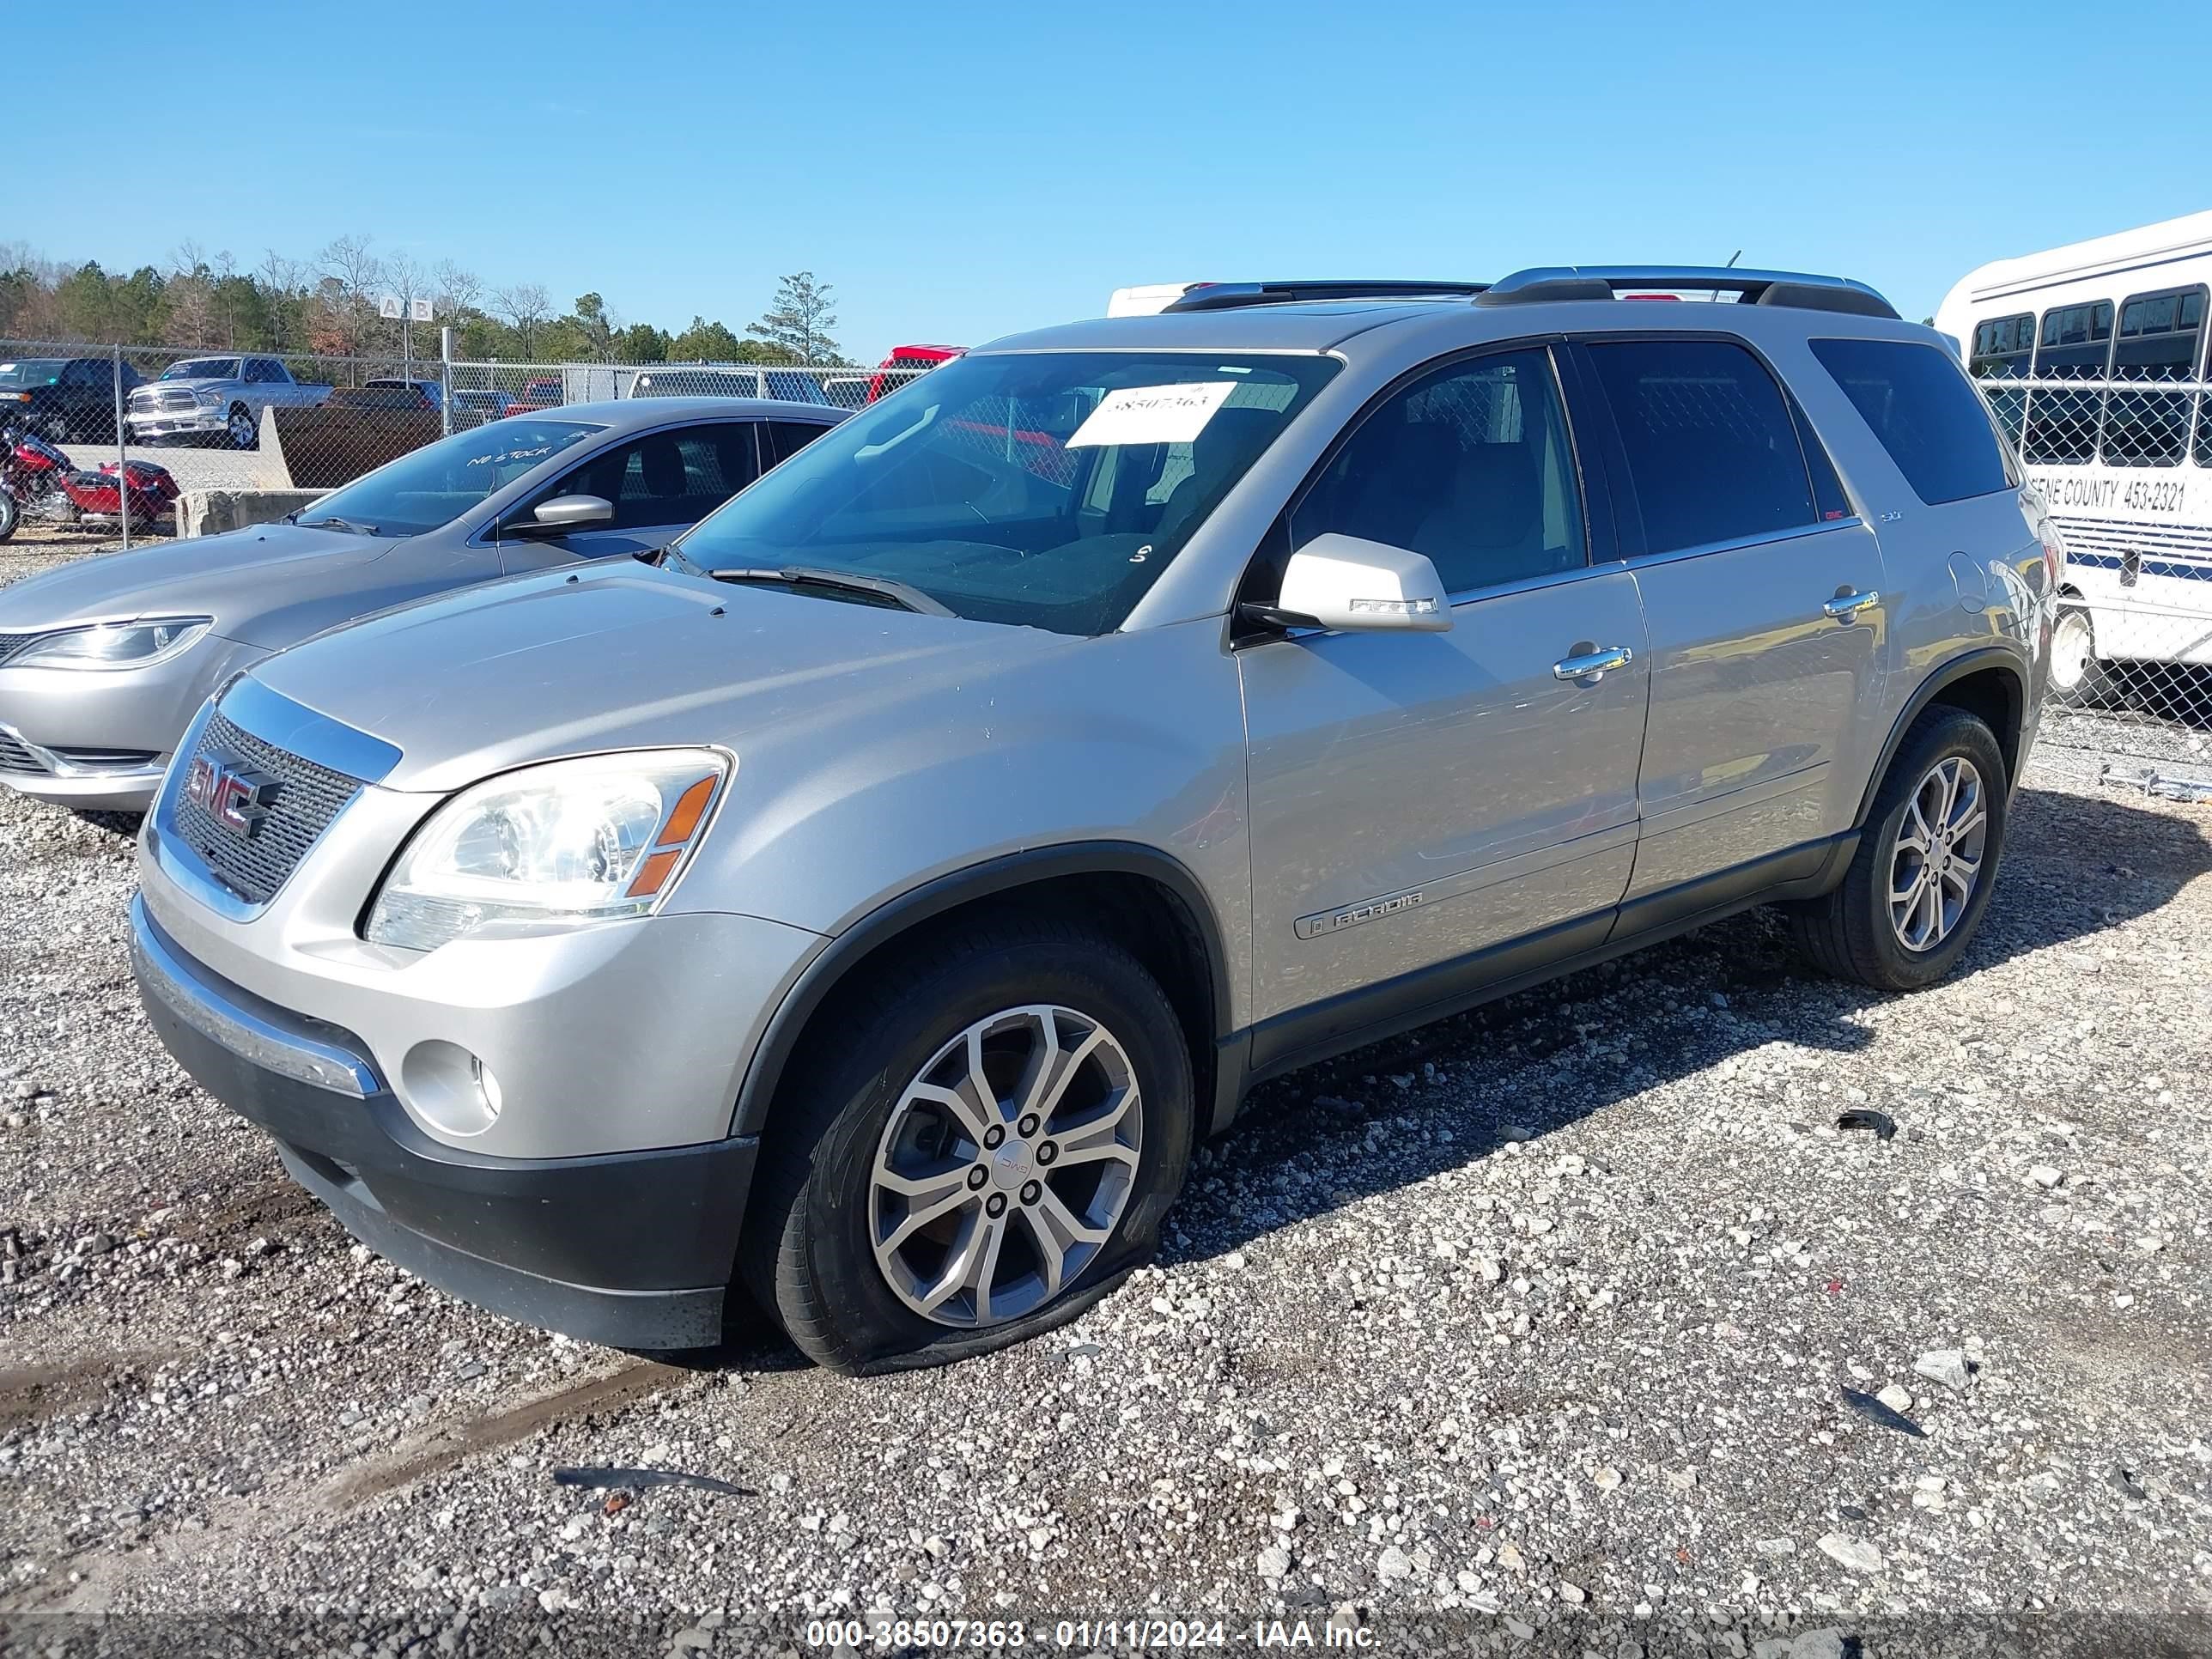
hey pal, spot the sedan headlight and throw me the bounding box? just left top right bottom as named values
left=9, top=618, right=210, bottom=671
left=364, top=750, right=731, bottom=951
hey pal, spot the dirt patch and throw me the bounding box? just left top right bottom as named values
left=324, top=1360, right=692, bottom=1509
left=0, top=1350, right=180, bottom=1431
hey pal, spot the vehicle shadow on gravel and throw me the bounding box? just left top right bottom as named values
left=1161, top=782, right=2210, bottom=1270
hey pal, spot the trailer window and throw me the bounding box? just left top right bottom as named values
left=2022, top=301, right=2112, bottom=465
left=2106, top=287, right=2205, bottom=467
left=1968, top=313, right=2033, bottom=443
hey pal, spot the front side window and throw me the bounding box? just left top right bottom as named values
left=2106, top=288, right=2205, bottom=466
left=1810, top=337, right=2013, bottom=505
left=671, top=350, right=1340, bottom=635
left=1583, top=338, right=1816, bottom=555
left=763, top=421, right=833, bottom=466
left=1290, top=349, right=1584, bottom=593
left=527, top=423, right=762, bottom=532
left=295, top=418, right=601, bottom=538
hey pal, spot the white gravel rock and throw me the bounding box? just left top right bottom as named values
left=1817, top=1534, right=1885, bottom=1575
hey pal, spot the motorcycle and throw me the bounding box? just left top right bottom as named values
left=0, top=416, right=179, bottom=542
left=1, top=420, right=75, bottom=520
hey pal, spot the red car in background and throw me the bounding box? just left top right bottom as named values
left=501, top=376, right=567, bottom=417
left=868, top=345, right=963, bottom=403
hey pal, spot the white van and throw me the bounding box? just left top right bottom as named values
left=1935, top=213, right=2212, bottom=693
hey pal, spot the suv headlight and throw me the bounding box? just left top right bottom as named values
left=364, top=750, right=731, bottom=951
left=10, top=618, right=210, bottom=671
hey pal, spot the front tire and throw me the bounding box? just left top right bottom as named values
left=225, top=404, right=257, bottom=450
left=0, top=488, right=17, bottom=542
left=1790, top=707, right=2008, bottom=992
left=742, top=919, right=1194, bottom=1373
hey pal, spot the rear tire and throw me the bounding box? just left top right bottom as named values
left=0, top=489, right=17, bottom=543
left=741, top=918, right=1194, bottom=1373
left=1790, top=707, right=2008, bottom=993
left=2049, top=600, right=2100, bottom=704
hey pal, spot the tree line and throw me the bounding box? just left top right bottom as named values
left=0, top=235, right=847, bottom=366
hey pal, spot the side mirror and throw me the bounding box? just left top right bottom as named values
left=1243, top=532, right=1452, bottom=634
left=512, top=494, right=613, bottom=537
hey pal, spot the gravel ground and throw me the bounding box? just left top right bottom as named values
left=3, top=544, right=2210, bottom=1656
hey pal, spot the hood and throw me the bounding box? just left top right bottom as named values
left=0, top=523, right=387, bottom=634
left=252, top=564, right=1081, bottom=793
left=136, top=376, right=234, bottom=392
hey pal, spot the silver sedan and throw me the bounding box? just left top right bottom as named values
left=0, top=397, right=842, bottom=811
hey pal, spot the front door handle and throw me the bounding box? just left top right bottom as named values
left=1553, top=644, right=1634, bottom=683
left=1822, top=588, right=1881, bottom=623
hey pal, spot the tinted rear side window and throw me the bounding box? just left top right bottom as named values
left=1583, top=339, right=1815, bottom=555
left=1809, top=337, right=2012, bottom=505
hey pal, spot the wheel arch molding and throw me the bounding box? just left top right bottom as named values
left=1858, top=646, right=2028, bottom=824
left=728, top=841, right=1235, bottom=1140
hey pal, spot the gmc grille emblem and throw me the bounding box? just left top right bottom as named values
left=184, top=754, right=277, bottom=836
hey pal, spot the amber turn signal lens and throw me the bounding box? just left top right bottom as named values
left=625, top=848, right=684, bottom=899
left=657, top=775, right=718, bottom=848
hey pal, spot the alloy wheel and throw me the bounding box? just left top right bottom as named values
left=1889, top=755, right=1988, bottom=952
left=228, top=406, right=256, bottom=449
left=868, top=1004, right=1142, bottom=1328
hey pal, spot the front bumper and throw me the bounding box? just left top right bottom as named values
left=0, top=722, right=167, bottom=807
left=126, top=408, right=226, bottom=439
left=131, top=895, right=755, bottom=1349
left=0, top=640, right=265, bottom=811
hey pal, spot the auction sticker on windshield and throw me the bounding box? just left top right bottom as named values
left=1066, top=381, right=1235, bottom=448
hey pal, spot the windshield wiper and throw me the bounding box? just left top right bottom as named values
left=293, top=514, right=380, bottom=535
left=706, top=565, right=954, bottom=617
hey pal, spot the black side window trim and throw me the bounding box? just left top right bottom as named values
left=1567, top=329, right=1839, bottom=562
left=1231, top=337, right=1602, bottom=638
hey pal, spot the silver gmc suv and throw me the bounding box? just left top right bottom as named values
left=128, top=268, right=2056, bottom=1372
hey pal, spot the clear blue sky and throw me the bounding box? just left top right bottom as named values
left=5, top=0, right=2209, bottom=360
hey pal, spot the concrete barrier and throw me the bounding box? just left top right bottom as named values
left=179, top=489, right=328, bottom=538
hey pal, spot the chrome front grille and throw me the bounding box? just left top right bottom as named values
left=0, top=728, right=44, bottom=775
left=150, top=387, right=198, bottom=412
left=168, top=712, right=364, bottom=906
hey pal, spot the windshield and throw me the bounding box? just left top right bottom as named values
left=0, top=361, right=65, bottom=388
left=162, top=358, right=240, bottom=380
left=670, top=350, right=1338, bottom=633
left=298, top=418, right=600, bottom=538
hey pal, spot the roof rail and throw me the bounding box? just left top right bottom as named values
left=1475, top=266, right=1899, bottom=319
left=1162, top=280, right=1491, bottom=313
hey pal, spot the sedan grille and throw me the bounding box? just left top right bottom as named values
left=0, top=634, right=32, bottom=668
left=169, top=712, right=364, bottom=907
left=0, top=728, right=45, bottom=775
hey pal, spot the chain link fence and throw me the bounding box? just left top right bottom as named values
left=0, top=338, right=938, bottom=547
left=1973, top=371, right=2212, bottom=794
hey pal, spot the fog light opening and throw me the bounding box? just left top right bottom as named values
left=399, top=1040, right=503, bottom=1139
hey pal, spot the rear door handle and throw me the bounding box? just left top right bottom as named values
left=1822, top=588, right=1881, bottom=623
left=1553, top=645, right=1634, bottom=683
